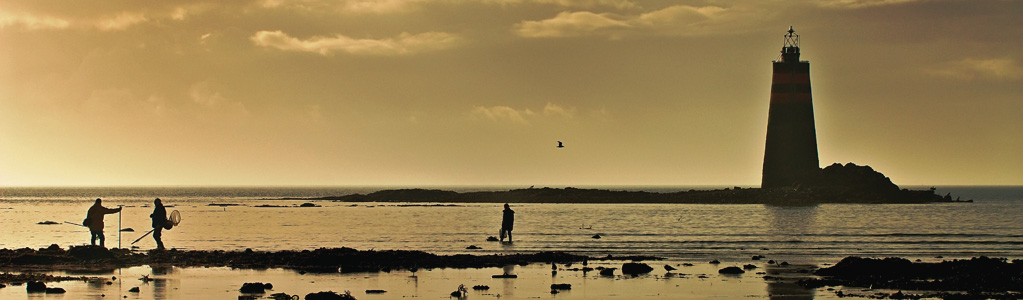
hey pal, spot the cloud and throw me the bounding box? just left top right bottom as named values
left=817, top=0, right=920, bottom=9
left=542, top=102, right=575, bottom=118
left=189, top=81, right=250, bottom=117
left=260, top=0, right=636, bottom=14
left=251, top=30, right=461, bottom=55
left=471, top=103, right=579, bottom=125
left=929, top=58, right=1023, bottom=81
left=515, top=11, right=630, bottom=37
left=472, top=105, right=536, bottom=125
left=0, top=10, right=70, bottom=30
left=96, top=11, right=148, bottom=31
left=515, top=5, right=732, bottom=38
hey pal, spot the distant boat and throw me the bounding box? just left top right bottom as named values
left=557, top=141, right=564, bottom=148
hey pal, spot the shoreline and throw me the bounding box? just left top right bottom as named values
left=2, top=246, right=1020, bottom=296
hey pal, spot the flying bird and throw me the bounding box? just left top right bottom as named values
left=557, top=141, right=564, bottom=148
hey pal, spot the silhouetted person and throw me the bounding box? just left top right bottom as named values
left=86, top=198, right=122, bottom=247
left=150, top=198, right=167, bottom=250
left=501, top=203, right=515, bottom=242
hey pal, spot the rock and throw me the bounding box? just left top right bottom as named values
left=486, top=236, right=499, bottom=242
left=743, top=264, right=757, bottom=270
left=37, top=221, right=59, bottom=225
left=45, top=287, right=66, bottom=294
left=239, top=296, right=258, bottom=300
left=600, top=268, right=616, bottom=276
left=709, top=260, right=720, bottom=264
left=492, top=274, right=517, bottom=278
left=67, top=245, right=115, bottom=260
left=752, top=255, right=765, bottom=260
left=465, top=245, right=481, bottom=250
left=121, top=228, right=135, bottom=232
left=305, top=291, right=355, bottom=300
left=129, top=287, right=140, bottom=292
left=300, top=203, right=319, bottom=207
left=365, top=290, right=386, bottom=294
left=240, top=282, right=272, bottom=293
left=472, top=285, right=489, bottom=290
left=682, top=263, right=694, bottom=267
left=719, top=266, right=745, bottom=274
left=270, top=293, right=294, bottom=300
left=550, top=283, right=571, bottom=290
left=664, top=265, right=677, bottom=271
left=591, top=234, right=601, bottom=239
left=26, top=281, right=46, bottom=292
left=622, top=263, right=653, bottom=275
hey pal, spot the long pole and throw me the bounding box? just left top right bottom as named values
left=118, top=206, right=122, bottom=249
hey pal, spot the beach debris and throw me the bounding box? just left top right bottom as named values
left=622, top=262, right=653, bottom=275
left=709, top=259, right=720, bottom=264
left=305, top=290, right=355, bottom=300
left=743, top=264, right=758, bottom=270
left=365, top=290, right=386, bottom=294
left=719, top=266, right=745, bottom=274
left=36, top=221, right=59, bottom=225
left=486, top=236, right=499, bottom=242
left=270, top=293, right=296, bottom=300
left=450, top=284, right=468, bottom=297
left=550, top=283, right=572, bottom=290
left=600, top=268, right=616, bottom=276
left=492, top=274, right=517, bottom=278
left=465, top=245, right=481, bottom=250
left=129, top=287, right=140, bottom=292
left=120, top=228, right=135, bottom=232
left=239, top=282, right=273, bottom=293
left=472, top=285, right=490, bottom=290
left=664, top=265, right=677, bottom=271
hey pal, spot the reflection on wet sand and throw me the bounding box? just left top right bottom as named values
left=766, top=206, right=819, bottom=300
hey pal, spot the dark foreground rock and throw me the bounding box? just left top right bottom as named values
left=621, top=263, right=653, bottom=275
left=1, top=246, right=597, bottom=273
left=305, top=291, right=356, bottom=300
left=801, top=256, right=1023, bottom=292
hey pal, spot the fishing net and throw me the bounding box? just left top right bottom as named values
left=169, top=210, right=181, bottom=226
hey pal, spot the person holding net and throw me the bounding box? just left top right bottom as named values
left=150, top=198, right=167, bottom=250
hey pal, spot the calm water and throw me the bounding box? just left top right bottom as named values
left=1, top=186, right=1021, bottom=263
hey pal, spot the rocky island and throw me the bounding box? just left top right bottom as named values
left=298, top=163, right=963, bottom=205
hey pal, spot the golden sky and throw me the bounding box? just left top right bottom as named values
left=1, top=0, right=1020, bottom=186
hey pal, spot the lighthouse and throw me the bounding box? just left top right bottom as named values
left=762, top=27, right=820, bottom=189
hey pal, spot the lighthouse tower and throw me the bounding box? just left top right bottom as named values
left=762, top=27, right=820, bottom=189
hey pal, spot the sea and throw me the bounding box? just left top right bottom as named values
left=2, top=185, right=1020, bottom=264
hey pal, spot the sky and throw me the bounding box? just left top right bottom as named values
left=1, top=0, right=1021, bottom=187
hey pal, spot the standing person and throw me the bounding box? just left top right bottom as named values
left=150, top=198, right=167, bottom=250
left=86, top=198, right=122, bottom=247
left=501, top=203, right=515, bottom=242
